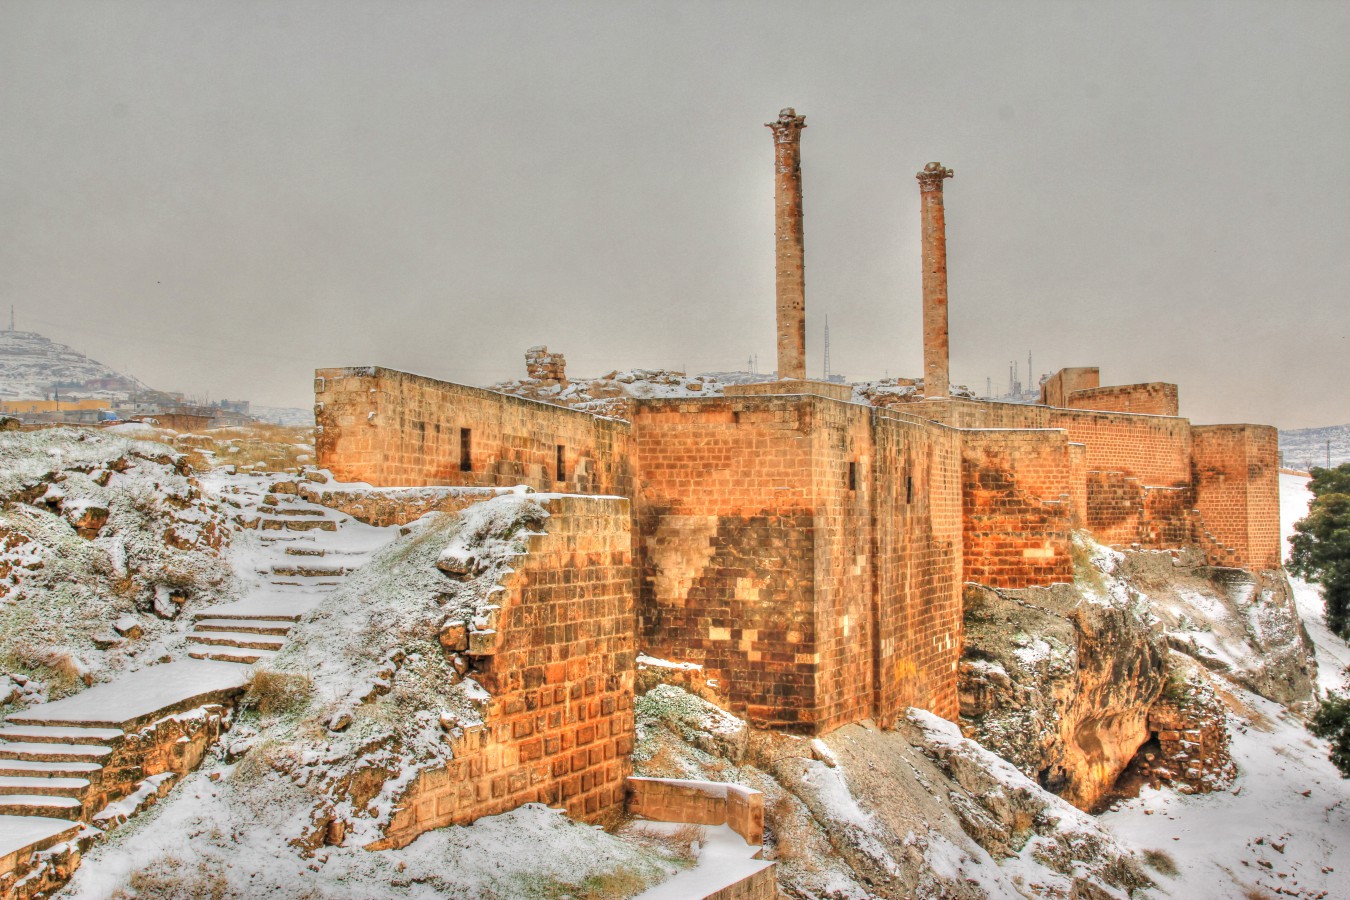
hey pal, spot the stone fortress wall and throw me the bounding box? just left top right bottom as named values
left=310, top=107, right=1282, bottom=846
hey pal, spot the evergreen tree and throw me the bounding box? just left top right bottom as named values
left=1288, top=463, right=1350, bottom=640
left=1310, top=692, right=1350, bottom=778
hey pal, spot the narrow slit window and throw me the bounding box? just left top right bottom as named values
left=906, top=475, right=914, bottom=504
left=459, top=428, right=472, bottom=472
left=556, top=444, right=566, bottom=482
left=847, top=461, right=857, bottom=492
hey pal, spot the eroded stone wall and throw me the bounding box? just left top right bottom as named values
left=377, top=496, right=635, bottom=847
left=314, top=367, right=631, bottom=494
left=960, top=430, right=1075, bottom=588
left=633, top=397, right=820, bottom=732
left=1040, top=367, right=1100, bottom=408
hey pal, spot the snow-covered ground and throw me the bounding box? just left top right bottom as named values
left=1101, top=473, right=1350, bottom=900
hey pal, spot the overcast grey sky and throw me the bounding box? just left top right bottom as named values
left=2, top=1, right=1346, bottom=427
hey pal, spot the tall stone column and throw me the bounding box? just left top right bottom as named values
left=917, top=162, right=954, bottom=398
left=767, top=108, right=807, bottom=381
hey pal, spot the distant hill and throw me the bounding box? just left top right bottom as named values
left=1279, top=424, right=1350, bottom=471
left=0, top=329, right=148, bottom=400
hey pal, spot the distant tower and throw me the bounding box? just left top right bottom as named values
left=823, top=315, right=832, bottom=382
left=8, top=305, right=13, bottom=332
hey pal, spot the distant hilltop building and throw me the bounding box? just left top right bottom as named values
left=311, top=109, right=1281, bottom=844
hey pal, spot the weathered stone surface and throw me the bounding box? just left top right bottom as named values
left=960, top=579, right=1167, bottom=811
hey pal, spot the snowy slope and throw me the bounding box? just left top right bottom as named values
left=0, top=330, right=146, bottom=401
left=1100, top=473, right=1350, bottom=900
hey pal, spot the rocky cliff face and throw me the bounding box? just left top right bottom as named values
left=960, top=574, right=1167, bottom=811
left=633, top=683, right=1152, bottom=899
left=959, top=537, right=1318, bottom=813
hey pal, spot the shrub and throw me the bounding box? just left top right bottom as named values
left=241, top=670, right=314, bottom=717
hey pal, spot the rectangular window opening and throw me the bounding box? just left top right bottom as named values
left=459, top=428, right=472, bottom=472
left=906, top=475, right=914, bottom=504
left=847, top=461, right=857, bottom=492
left=556, top=444, right=566, bottom=482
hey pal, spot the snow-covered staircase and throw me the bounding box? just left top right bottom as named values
left=0, top=726, right=118, bottom=822
left=185, top=484, right=387, bottom=664
left=0, top=473, right=397, bottom=896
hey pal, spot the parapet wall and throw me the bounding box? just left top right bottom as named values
left=1067, top=382, right=1179, bottom=417
left=315, top=367, right=632, bottom=494
left=377, top=496, right=635, bottom=847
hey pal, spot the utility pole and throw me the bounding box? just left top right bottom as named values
left=986, top=376, right=992, bottom=398
left=1328, top=440, right=1332, bottom=469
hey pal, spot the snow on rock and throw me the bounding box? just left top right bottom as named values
left=0, top=427, right=234, bottom=707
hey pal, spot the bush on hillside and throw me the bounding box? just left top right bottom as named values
left=1308, top=692, right=1350, bottom=778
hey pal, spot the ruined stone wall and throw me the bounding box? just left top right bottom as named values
left=632, top=397, right=820, bottom=732
left=960, top=430, right=1075, bottom=588
left=1040, top=367, right=1099, bottom=408
left=626, top=776, right=766, bottom=846
left=1066, top=382, right=1179, bottom=417
left=871, top=413, right=965, bottom=725
left=314, top=367, right=631, bottom=494
left=1191, top=424, right=1281, bottom=569
left=378, top=496, right=634, bottom=846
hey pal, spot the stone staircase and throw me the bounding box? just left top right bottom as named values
left=0, top=473, right=397, bottom=897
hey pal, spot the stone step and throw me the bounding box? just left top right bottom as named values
left=0, top=725, right=123, bottom=746
left=0, top=742, right=113, bottom=763
left=260, top=534, right=314, bottom=543
left=0, top=759, right=102, bottom=779
left=272, top=508, right=327, bottom=517
left=188, top=647, right=277, bottom=665
left=284, top=547, right=326, bottom=557
left=187, top=632, right=286, bottom=651
left=266, top=564, right=346, bottom=578
left=267, top=580, right=340, bottom=588
left=267, top=518, right=335, bottom=533
left=192, top=619, right=292, bottom=636
left=0, top=795, right=83, bottom=820
left=0, top=775, right=91, bottom=799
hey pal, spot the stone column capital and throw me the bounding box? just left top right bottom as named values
left=766, top=108, right=807, bottom=144
left=917, top=162, right=954, bottom=192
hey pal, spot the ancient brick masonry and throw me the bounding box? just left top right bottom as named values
left=1066, top=382, right=1179, bottom=417
left=631, top=395, right=966, bottom=733
left=524, top=345, right=566, bottom=383
left=375, top=496, right=635, bottom=847
left=767, top=109, right=807, bottom=381
left=314, top=367, right=632, bottom=495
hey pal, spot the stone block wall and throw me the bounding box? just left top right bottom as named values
left=1066, top=382, right=1179, bottom=417
left=632, top=397, right=820, bottom=732
left=960, top=429, right=1075, bottom=588
left=1040, top=367, right=1099, bottom=408
left=626, top=776, right=766, bottom=846
left=632, top=397, right=966, bottom=733
left=1191, top=424, right=1281, bottom=569
left=314, top=367, right=631, bottom=494
left=871, top=413, right=965, bottom=725
left=377, top=496, right=635, bottom=848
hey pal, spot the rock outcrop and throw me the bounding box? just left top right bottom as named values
left=960, top=573, right=1168, bottom=811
